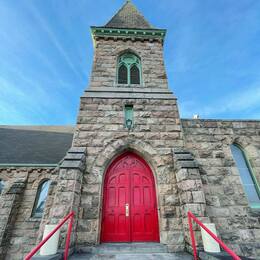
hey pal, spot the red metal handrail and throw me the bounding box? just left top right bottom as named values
left=188, top=211, right=241, bottom=260
left=24, top=211, right=75, bottom=260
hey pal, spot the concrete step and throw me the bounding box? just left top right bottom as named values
left=76, top=243, right=168, bottom=254
left=32, top=254, right=61, bottom=260
left=70, top=243, right=193, bottom=259
left=199, top=251, right=255, bottom=260
left=69, top=252, right=193, bottom=260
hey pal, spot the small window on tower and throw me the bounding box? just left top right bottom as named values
left=124, top=105, right=134, bottom=130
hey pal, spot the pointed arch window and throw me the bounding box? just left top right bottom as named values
left=231, top=144, right=260, bottom=208
left=130, top=65, right=140, bottom=84
left=117, top=53, right=142, bottom=85
left=118, top=64, right=128, bottom=84
left=0, top=180, right=5, bottom=194
left=32, top=180, right=51, bottom=218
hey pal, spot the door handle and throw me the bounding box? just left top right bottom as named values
left=125, top=204, right=129, bottom=217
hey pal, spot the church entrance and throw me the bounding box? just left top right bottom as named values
left=101, top=152, right=160, bottom=243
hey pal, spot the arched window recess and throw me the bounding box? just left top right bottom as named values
left=32, top=179, right=51, bottom=218
left=231, top=144, right=260, bottom=208
left=117, top=52, right=142, bottom=85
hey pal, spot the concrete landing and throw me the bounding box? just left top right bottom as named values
left=69, top=252, right=193, bottom=260
left=70, top=243, right=193, bottom=259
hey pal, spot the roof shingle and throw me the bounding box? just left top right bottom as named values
left=105, top=0, right=154, bottom=29
left=0, top=126, right=74, bottom=165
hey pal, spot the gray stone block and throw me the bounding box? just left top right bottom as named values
left=175, top=153, right=194, bottom=161
left=180, top=161, right=199, bottom=169
left=68, top=147, right=87, bottom=154
left=60, top=160, right=83, bottom=169
left=64, top=153, right=84, bottom=160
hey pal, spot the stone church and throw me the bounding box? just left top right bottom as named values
left=0, top=1, right=259, bottom=259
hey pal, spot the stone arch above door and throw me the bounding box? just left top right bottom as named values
left=88, top=137, right=164, bottom=184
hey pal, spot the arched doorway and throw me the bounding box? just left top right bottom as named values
left=101, top=151, right=160, bottom=243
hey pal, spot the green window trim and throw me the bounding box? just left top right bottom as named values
left=238, top=144, right=260, bottom=197
left=117, top=53, right=142, bottom=85
left=124, top=105, right=134, bottom=130
left=90, top=27, right=167, bottom=45
left=231, top=143, right=260, bottom=208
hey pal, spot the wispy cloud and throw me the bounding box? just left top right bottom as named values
left=0, top=69, right=75, bottom=124
left=0, top=2, right=76, bottom=90
left=180, top=83, right=260, bottom=119
left=24, top=2, right=85, bottom=83
left=204, top=86, right=260, bottom=115
left=0, top=0, right=259, bottom=124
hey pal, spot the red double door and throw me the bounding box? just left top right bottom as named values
left=101, top=152, right=160, bottom=242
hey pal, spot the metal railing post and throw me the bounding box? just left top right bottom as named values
left=188, top=212, right=198, bottom=260
left=24, top=211, right=75, bottom=260
left=64, top=213, right=74, bottom=260
left=187, top=211, right=241, bottom=260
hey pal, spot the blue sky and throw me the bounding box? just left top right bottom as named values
left=0, top=0, right=260, bottom=125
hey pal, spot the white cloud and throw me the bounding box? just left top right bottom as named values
left=25, top=3, right=85, bottom=82
left=180, top=83, right=260, bottom=119
left=203, top=85, right=260, bottom=115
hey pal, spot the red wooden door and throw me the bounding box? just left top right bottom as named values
left=101, top=152, right=159, bottom=243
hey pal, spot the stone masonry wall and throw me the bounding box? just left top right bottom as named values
left=90, top=38, right=169, bottom=89
left=173, top=148, right=209, bottom=252
left=182, top=119, right=260, bottom=258
left=73, top=96, right=185, bottom=252
left=0, top=181, right=25, bottom=259
left=38, top=147, right=86, bottom=255
left=0, top=167, right=58, bottom=260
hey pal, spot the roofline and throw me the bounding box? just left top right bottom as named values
left=181, top=118, right=260, bottom=122
left=0, top=125, right=75, bottom=133
left=91, top=26, right=166, bottom=31
left=0, top=163, right=58, bottom=168
left=91, top=26, right=166, bottom=45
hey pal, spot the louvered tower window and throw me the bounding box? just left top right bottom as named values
left=117, top=53, right=142, bottom=85
left=118, top=64, right=128, bottom=84
left=130, top=65, right=140, bottom=84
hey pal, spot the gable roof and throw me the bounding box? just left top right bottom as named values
left=0, top=126, right=74, bottom=166
left=105, top=0, right=154, bottom=29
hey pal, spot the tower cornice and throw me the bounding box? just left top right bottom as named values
left=91, top=26, right=166, bottom=44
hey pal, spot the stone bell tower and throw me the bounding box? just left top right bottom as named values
left=45, top=0, right=207, bottom=254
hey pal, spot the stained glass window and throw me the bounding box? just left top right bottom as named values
left=117, top=53, right=141, bottom=85
left=231, top=144, right=260, bottom=207
left=32, top=180, right=51, bottom=218
left=0, top=180, right=5, bottom=194
left=118, top=64, right=128, bottom=84
left=130, top=65, right=140, bottom=84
